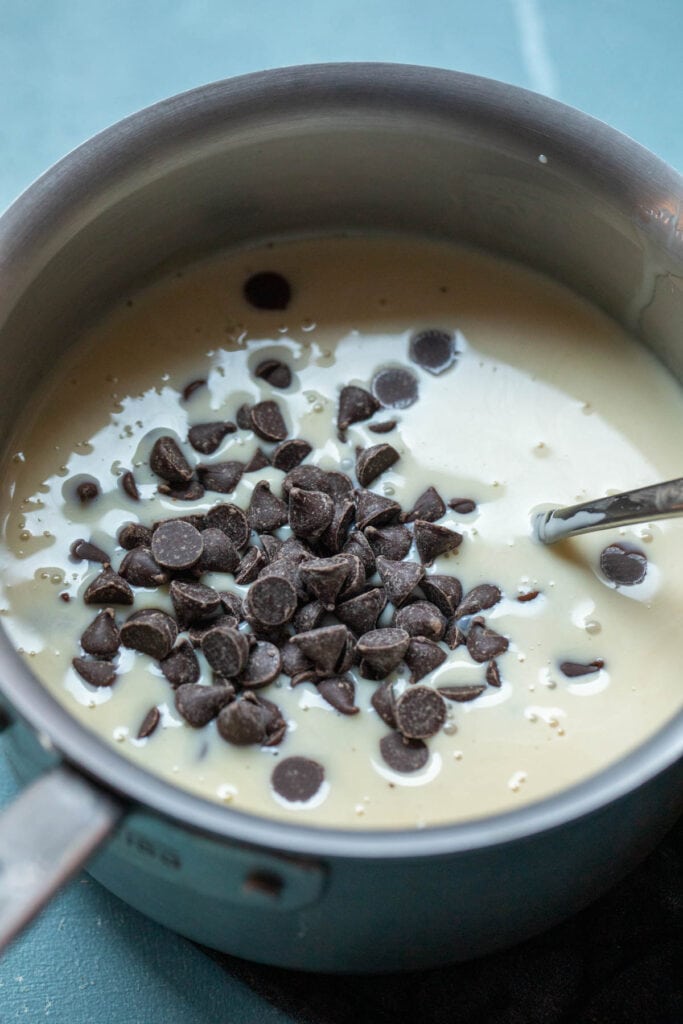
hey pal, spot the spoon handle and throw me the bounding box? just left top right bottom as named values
left=533, top=477, right=683, bottom=544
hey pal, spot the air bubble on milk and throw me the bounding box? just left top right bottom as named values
left=508, top=770, right=527, bottom=792
left=538, top=154, right=548, bottom=164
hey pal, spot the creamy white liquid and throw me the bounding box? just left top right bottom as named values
left=2, top=235, right=683, bottom=829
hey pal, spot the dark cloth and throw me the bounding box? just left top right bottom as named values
left=206, top=814, right=683, bottom=1024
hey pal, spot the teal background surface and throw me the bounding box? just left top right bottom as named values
left=1, top=1, right=682, bottom=1021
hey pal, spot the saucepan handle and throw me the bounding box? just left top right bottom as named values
left=0, top=764, right=122, bottom=951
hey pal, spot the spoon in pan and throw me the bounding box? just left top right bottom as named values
left=533, top=477, right=683, bottom=544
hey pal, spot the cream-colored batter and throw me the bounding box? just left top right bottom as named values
left=1, top=235, right=683, bottom=829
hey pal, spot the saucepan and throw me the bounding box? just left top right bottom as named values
left=0, top=64, right=682, bottom=972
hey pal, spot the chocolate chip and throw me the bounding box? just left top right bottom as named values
left=157, top=476, right=206, bottom=501
left=365, top=523, right=412, bottom=561
left=245, top=575, right=298, bottom=626
left=372, top=367, right=418, bottom=408
left=279, top=537, right=312, bottom=563
left=196, top=528, right=241, bottom=574
left=197, top=461, right=244, bottom=494
left=343, top=530, right=376, bottom=575
left=336, top=553, right=366, bottom=599
left=215, top=693, right=263, bottom=744
left=300, top=556, right=349, bottom=610
left=272, top=439, right=312, bottom=472
left=319, top=471, right=355, bottom=502
left=244, top=447, right=271, bottom=473
left=188, top=615, right=238, bottom=647
left=466, top=619, right=509, bottom=663
left=257, top=558, right=307, bottom=604
left=254, top=359, right=292, bottom=389
left=160, top=640, right=201, bottom=687
left=201, top=625, right=250, bottom=676
left=395, top=686, right=446, bottom=739
left=271, top=756, right=324, bottom=802
left=335, top=587, right=386, bottom=635
left=318, top=498, right=356, bottom=556
left=151, top=519, right=203, bottom=571
left=205, top=504, right=250, bottom=550
left=175, top=683, right=234, bottom=727
left=250, top=400, right=288, bottom=443
left=335, top=631, right=357, bottom=674
left=355, top=490, right=400, bottom=531
left=244, top=271, right=291, bottom=311
left=220, top=591, right=244, bottom=620
left=454, top=583, right=502, bottom=619
left=282, top=463, right=330, bottom=497
left=375, top=556, right=424, bottom=607
left=239, top=641, right=282, bottom=688
left=260, top=695, right=287, bottom=746
left=83, top=567, right=134, bottom=606
left=236, top=403, right=253, bottom=429
left=394, top=600, right=446, bottom=641
left=281, top=639, right=313, bottom=679
left=414, top=520, right=462, bottom=563
left=357, top=627, right=410, bottom=676
left=137, top=706, right=160, bottom=739
left=371, top=681, right=397, bottom=727
left=76, top=479, right=100, bottom=503
left=288, top=487, right=335, bottom=539
left=260, top=534, right=283, bottom=562
left=182, top=378, right=206, bottom=401
left=402, top=486, right=446, bottom=523
left=379, top=733, right=428, bottom=773
left=121, top=609, right=178, bottom=660
left=409, top=329, right=456, bottom=374
left=600, top=543, right=647, bottom=586
left=150, top=436, right=194, bottom=485
left=486, top=659, right=502, bottom=687
left=72, top=657, right=117, bottom=687
left=119, top=547, right=170, bottom=588
left=337, top=385, right=380, bottom=433
left=170, top=580, right=223, bottom=626
left=356, top=443, right=400, bottom=487
left=247, top=480, right=288, bottom=533
left=448, top=498, right=476, bottom=515
left=233, top=546, right=267, bottom=585
left=80, top=609, right=120, bottom=659
left=404, top=637, right=447, bottom=683
left=420, top=574, right=463, bottom=616
left=368, top=419, right=398, bottom=434
left=121, top=471, right=140, bottom=501
left=316, top=675, right=358, bottom=715
left=117, top=522, right=153, bottom=550
left=438, top=684, right=486, bottom=702
left=290, top=624, right=350, bottom=674
left=560, top=659, right=605, bottom=678
left=293, top=600, right=325, bottom=633
left=70, top=538, right=110, bottom=564
left=188, top=421, right=236, bottom=455
left=444, top=619, right=467, bottom=650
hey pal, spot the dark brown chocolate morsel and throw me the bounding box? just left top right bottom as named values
left=245, top=574, right=298, bottom=626
left=137, top=706, right=160, bottom=739
left=170, top=580, right=223, bottom=626
left=318, top=470, right=355, bottom=502
left=281, top=639, right=314, bottom=678
left=343, top=530, right=376, bottom=575
left=244, top=447, right=271, bottom=473
left=121, top=471, right=140, bottom=501
left=336, top=553, right=366, bottom=600
left=175, top=682, right=234, bottom=728
left=356, top=443, right=400, bottom=487
left=83, top=567, right=134, bottom=606
left=335, top=587, right=386, bottom=636
left=372, top=367, right=418, bottom=409
left=119, top=547, right=170, bottom=588
left=188, top=615, right=238, bottom=648
left=260, top=534, right=283, bottom=562
left=404, top=636, right=447, bottom=683
left=217, top=692, right=267, bottom=745
left=466, top=619, right=509, bottom=663
left=80, top=609, right=120, bottom=660
left=70, top=538, right=110, bottom=564
left=438, top=684, right=486, bottom=703
left=335, top=631, right=357, bottom=675
left=368, top=419, right=398, bottom=434
left=278, top=537, right=312, bottom=563
left=395, top=686, right=447, bottom=739
left=241, top=641, right=282, bottom=688
left=371, top=680, right=397, bottom=728
left=118, top=522, right=153, bottom=550
left=254, top=358, right=292, bottom=389
left=293, top=600, right=325, bottom=633
left=257, top=558, right=306, bottom=604
left=150, top=435, right=194, bottom=485
left=282, top=463, right=331, bottom=497
left=72, top=657, right=117, bottom=687
left=151, top=519, right=203, bottom=571
left=244, top=271, right=291, bottom=311
left=271, top=756, right=324, bottom=802
left=448, top=498, right=477, bottom=515
left=355, top=490, right=400, bottom=531
left=260, top=695, right=287, bottom=746
left=444, top=619, right=467, bottom=650
left=318, top=498, right=356, bottom=556
left=420, top=574, right=463, bottom=617
left=486, top=659, right=502, bottom=688
left=402, top=486, right=446, bottom=524
left=517, top=590, right=540, bottom=603
left=76, top=479, right=100, bottom=503
left=394, top=600, right=446, bottom=642
left=196, top=528, right=240, bottom=574
left=197, top=461, right=244, bottom=494
left=290, top=624, right=350, bottom=674
left=250, top=400, right=288, bottom=443
left=201, top=625, right=250, bottom=677
left=160, top=639, right=201, bottom=687
left=414, top=519, right=462, bottom=564
left=337, top=385, right=380, bottom=433
left=599, top=543, right=648, bottom=586
left=188, top=421, right=236, bottom=455
left=375, top=556, right=424, bottom=608
left=357, top=626, right=410, bottom=676
left=247, top=480, right=288, bottom=533
left=236, top=403, right=254, bottom=430
left=288, top=487, right=335, bottom=539
left=454, top=583, right=502, bottom=619
left=272, top=438, right=312, bottom=472
left=182, top=378, right=206, bottom=401
left=121, top=609, right=178, bottom=660
left=379, top=732, right=428, bottom=773
left=559, top=659, right=605, bottom=678
left=364, top=523, right=412, bottom=561
left=234, top=547, right=268, bottom=585
left=409, top=328, right=457, bottom=375
left=205, top=503, right=250, bottom=550
left=300, top=556, right=349, bottom=610
left=157, top=476, right=206, bottom=502
left=220, top=591, right=244, bottom=620
left=317, top=675, right=359, bottom=715
left=59, top=592, right=71, bottom=603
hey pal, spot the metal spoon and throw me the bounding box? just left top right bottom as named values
left=533, top=477, right=683, bottom=544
